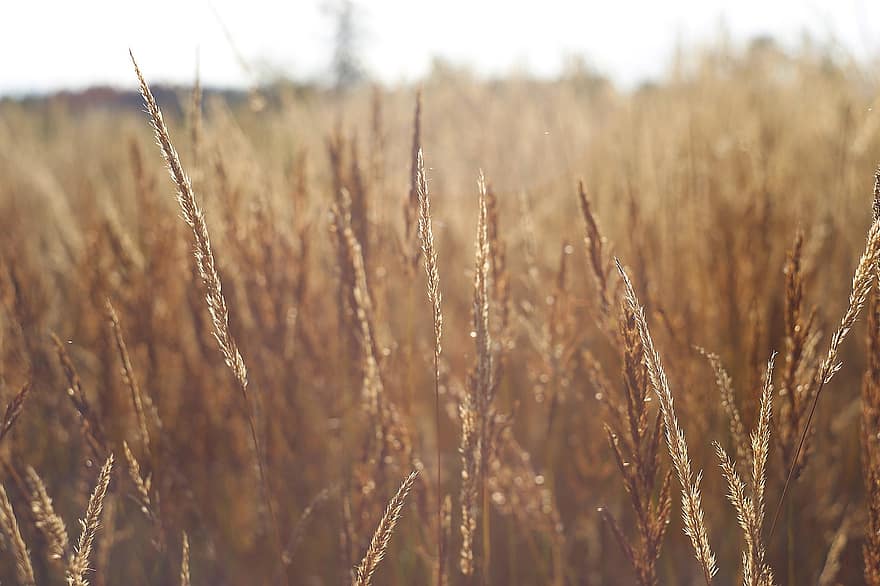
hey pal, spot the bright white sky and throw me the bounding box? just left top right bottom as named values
left=2, top=0, right=878, bottom=95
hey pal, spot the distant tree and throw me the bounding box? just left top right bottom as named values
left=325, top=0, right=365, bottom=91
left=560, top=54, right=611, bottom=96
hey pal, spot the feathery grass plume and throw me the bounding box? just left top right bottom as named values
left=484, top=182, right=510, bottom=336
left=130, top=52, right=283, bottom=567
left=0, top=482, right=36, bottom=586
left=750, top=356, right=775, bottom=536
left=130, top=52, right=248, bottom=399
left=327, top=129, right=370, bottom=271
left=0, top=381, right=31, bottom=444
left=460, top=172, right=497, bottom=579
left=458, top=384, right=479, bottom=577
left=335, top=189, right=379, bottom=416
left=106, top=300, right=152, bottom=456
left=714, top=448, right=770, bottom=586
left=51, top=333, right=108, bottom=459
left=416, top=148, right=442, bottom=412
left=339, top=193, right=384, bottom=425
left=25, top=466, right=69, bottom=562
left=818, top=513, right=852, bottom=586
left=354, top=470, right=418, bottom=586
left=474, top=175, right=494, bottom=447
left=180, top=532, right=191, bottom=586
left=873, top=164, right=880, bottom=223
left=122, top=441, right=154, bottom=522
left=67, top=453, right=113, bottom=586
left=415, top=147, right=445, bottom=584
left=404, top=90, right=423, bottom=270
left=698, top=348, right=750, bottom=471
left=777, top=230, right=820, bottom=482
left=771, top=193, right=880, bottom=537
left=713, top=355, right=776, bottom=586
left=328, top=139, right=362, bottom=387
left=617, top=259, right=717, bottom=584
left=334, top=187, right=414, bottom=513
left=601, top=302, right=672, bottom=586
left=578, top=180, right=613, bottom=321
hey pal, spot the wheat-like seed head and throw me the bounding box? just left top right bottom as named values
left=458, top=390, right=479, bottom=576
left=51, top=333, right=108, bottom=459
left=416, top=148, right=442, bottom=371
left=458, top=172, right=497, bottom=578
left=337, top=189, right=384, bottom=422
left=180, top=532, right=191, bottom=586
left=578, top=180, right=612, bottom=317
left=106, top=300, right=153, bottom=456
left=67, top=453, right=114, bottom=586
left=751, top=355, right=776, bottom=531
left=25, top=466, right=69, bottom=562
left=714, top=442, right=760, bottom=583
left=819, top=514, right=853, bottom=586
left=130, top=51, right=248, bottom=393
left=617, top=259, right=717, bottom=584
left=818, top=217, right=880, bottom=386
left=414, top=146, right=447, bottom=586
left=474, top=172, right=493, bottom=413
left=872, top=164, right=880, bottom=223
left=131, top=53, right=284, bottom=568
left=0, top=482, right=36, bottom=586
left=0, top=381, right=30, bottom=444
left=714, top=355, right=777, bottom=586
left=354, top=470, right=418, bottom=586
left=122, top=441, right=154, bottom=521
left=698, top=348, right=750, bottom=470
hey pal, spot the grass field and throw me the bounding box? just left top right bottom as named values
left=1, top=40, right=880, bottom=584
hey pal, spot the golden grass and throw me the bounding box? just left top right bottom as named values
left=0, top=483, right=36, bottom=586
left=67, top=453, right=113, bottom=586
left=618, top=260, right=718, bottom=583
left=355, top=470, right=419, bottom=586
left=3, top=41, right=880, bottom=585
left=25, top=466, right=68, bottom=562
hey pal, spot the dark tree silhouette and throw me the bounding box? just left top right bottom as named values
left=326, top=0, right=365, bottom=91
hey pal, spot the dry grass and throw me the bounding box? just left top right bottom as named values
left=180, top=532, right=191, bottom=586
left=415, top=146, right=445, bottom=585
left=67, top=453, right=114, bottom=586
left=355, top=470, right=419, bottom=586
left=0, top=483, right=36, bottom=586
left=25, top=466, right=69, bottom=563
left=618, top=260, right=718, bottom=584
left=3, top=41, right=880, bottom=584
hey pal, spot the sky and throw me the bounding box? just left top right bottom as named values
left=1, top=0, right=878, bottom=95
